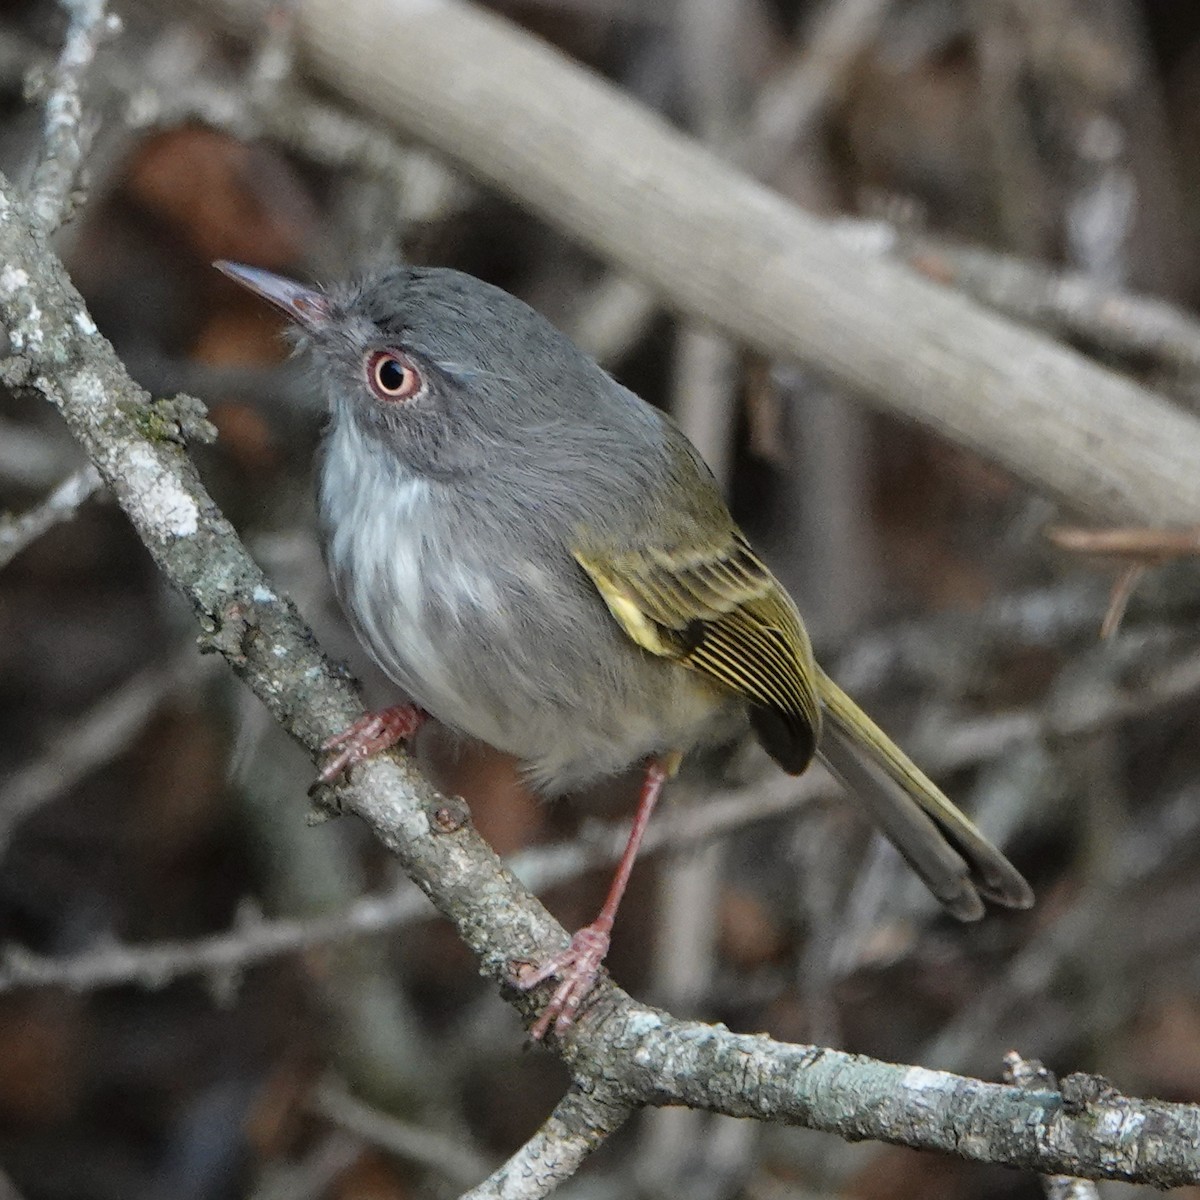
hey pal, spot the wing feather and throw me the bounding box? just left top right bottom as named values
left=574, top=532, right=821, bottom=773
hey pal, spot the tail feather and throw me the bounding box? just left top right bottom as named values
left=817, top=669, right=1033, bottom=919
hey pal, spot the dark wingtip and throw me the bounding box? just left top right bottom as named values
left=749, top=704, right=817, bottom=776
left=927, top=870, right=1033, bottom=923
left=979, top=869, right=1036, bottom=911
left=941, top=885, right=987, bottom=923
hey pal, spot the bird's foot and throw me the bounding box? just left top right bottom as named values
left=312, top=704, right=425, bottom=789
left=516, top=924, right=611, bottom=1040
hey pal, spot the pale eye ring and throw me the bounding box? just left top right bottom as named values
left=366, top=350, right=423, bottom=402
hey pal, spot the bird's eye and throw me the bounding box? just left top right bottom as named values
left=366, top=350, right=423, bottom=402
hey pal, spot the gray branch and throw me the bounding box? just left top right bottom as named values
left=9, top=634, right=1200, bottom=997
left=26, top=0, right=118, bottom=232
left=0, top=652, right=202, bottom=854
left=0, top=771, right=825, bottom=994
left=1003, top=1054, right=1100, bottom=1200
left=314, top=1080, right=494, bottom=1186
left=0, top=462, right=102, bottom=570
left=462, top=1085, right=632, bottom=1200
left=869, top=225, right=1200, bottom=383
left=608, top=1023, right=1199, bottom=1188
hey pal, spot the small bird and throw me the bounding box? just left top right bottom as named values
left=216, top=261, right=1033, bottom=1039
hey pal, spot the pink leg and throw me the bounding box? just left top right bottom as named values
left=315, top=704, right=425, bottom=786
left=518, top=753, right=679, bottom=1040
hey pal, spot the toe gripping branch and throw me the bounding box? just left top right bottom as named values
left=315, top=703, right=425, bottom=787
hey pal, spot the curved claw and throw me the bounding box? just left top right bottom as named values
left=314, top=704, right=424, bottom=787
left=517, top=925, right=611, bottom=1040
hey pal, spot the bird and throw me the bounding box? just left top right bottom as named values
left=215, top=260, right=1033, bottom=1039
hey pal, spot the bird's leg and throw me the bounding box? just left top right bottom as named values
left=314, top=704, right=426, bottom=786
left=518, top=751, right=681, bottom=1040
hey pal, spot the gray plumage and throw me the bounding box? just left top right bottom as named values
left=312, top=268, right=733, bottom=793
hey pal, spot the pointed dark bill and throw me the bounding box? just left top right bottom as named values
left=213, top=261, right=331, bottom=331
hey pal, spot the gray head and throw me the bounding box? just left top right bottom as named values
left=214, top=262, right=662, bottom=482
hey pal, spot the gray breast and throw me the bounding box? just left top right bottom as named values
left=317, top=418, right=727, bottom=793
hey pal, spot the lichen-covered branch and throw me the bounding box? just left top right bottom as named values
left=461, top=1085, right=632, bottom=1200
left=603, top=1020, right=1200, bottom=1189
left=26, top=0, right=119, bottom=233
left=2, top=169, right=1199, bottom=1188
left=1003, top=1054, right=1100, bottom=1200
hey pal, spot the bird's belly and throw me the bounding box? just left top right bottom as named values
left=327, top=503, right=726, bottom=793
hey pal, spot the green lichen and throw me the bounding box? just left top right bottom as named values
left=117, top=393, right=215, bottom=446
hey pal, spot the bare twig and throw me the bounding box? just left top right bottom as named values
left=564, top=274, right=657, bottom=367
left=923, top=783, right=1200, bottom=1075
left=313, top=1079, right=493, bottom=1186
left=0, top=884, right=422, bottom=994
left=20, top=614, right=1195, bottom=997
left=463, top=1084, right=632, bottom=1200
left=1003, top=1054, right=1100, bottom=1200
left=1098, top=564, right=1145, bottom=639
left=0, top=765, right=828, bottom=994
left=247, top=1131, right=363, bottom=1200
left=26, top=0, right=119, bottom=232
left=747, top=0, right=892, bottom=173
left=1045, top=521, right=1200, bottom=636
left=0, top=418, right=81, bottom=489
left=1046, top=524, right=1200, bottom=557
left=0, top=652, right=204, bottom=855
left=0, top=462, right=102, bottom=570
left=119, top=33, right=464, bottom=239
left=886, top=229, right=1200, bottom=382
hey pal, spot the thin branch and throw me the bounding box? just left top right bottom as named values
left=1044, top=521, right=1200, bottom=636
left=921, top=785, right=1200, bottom=1074
left=0, top=418, right=80, bottom=489
left=1003, top=1054, right=1100, bottom=1200
left=0, top=767, right=826, bottom=994
left=247, top=1131, right=363, bottom=1200
left=313, top=1079, right=493, bottom=1186
left=26, top=0, right=119, bottom=233
left=886, top=228, right=1200, bottom=382
left=13, top=619, right=1200, bottom=995
left=1099, top=564, right=1146, bottom=639
left=0, top=652, right=204, bottom=855
left=1046, top=524, right=1200, bottom=557
left=747, top=0, right=893, bottom=172
left=462, top=1084, right=632, bottom=1200
left=621, top=1024, right=1200, bottom=1188
left=0, top=463, right=102, bottom=570
left=118, top=39, right=464, bottom=234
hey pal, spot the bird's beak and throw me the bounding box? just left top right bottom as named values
left=213, top=261, right=331, bottom=332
